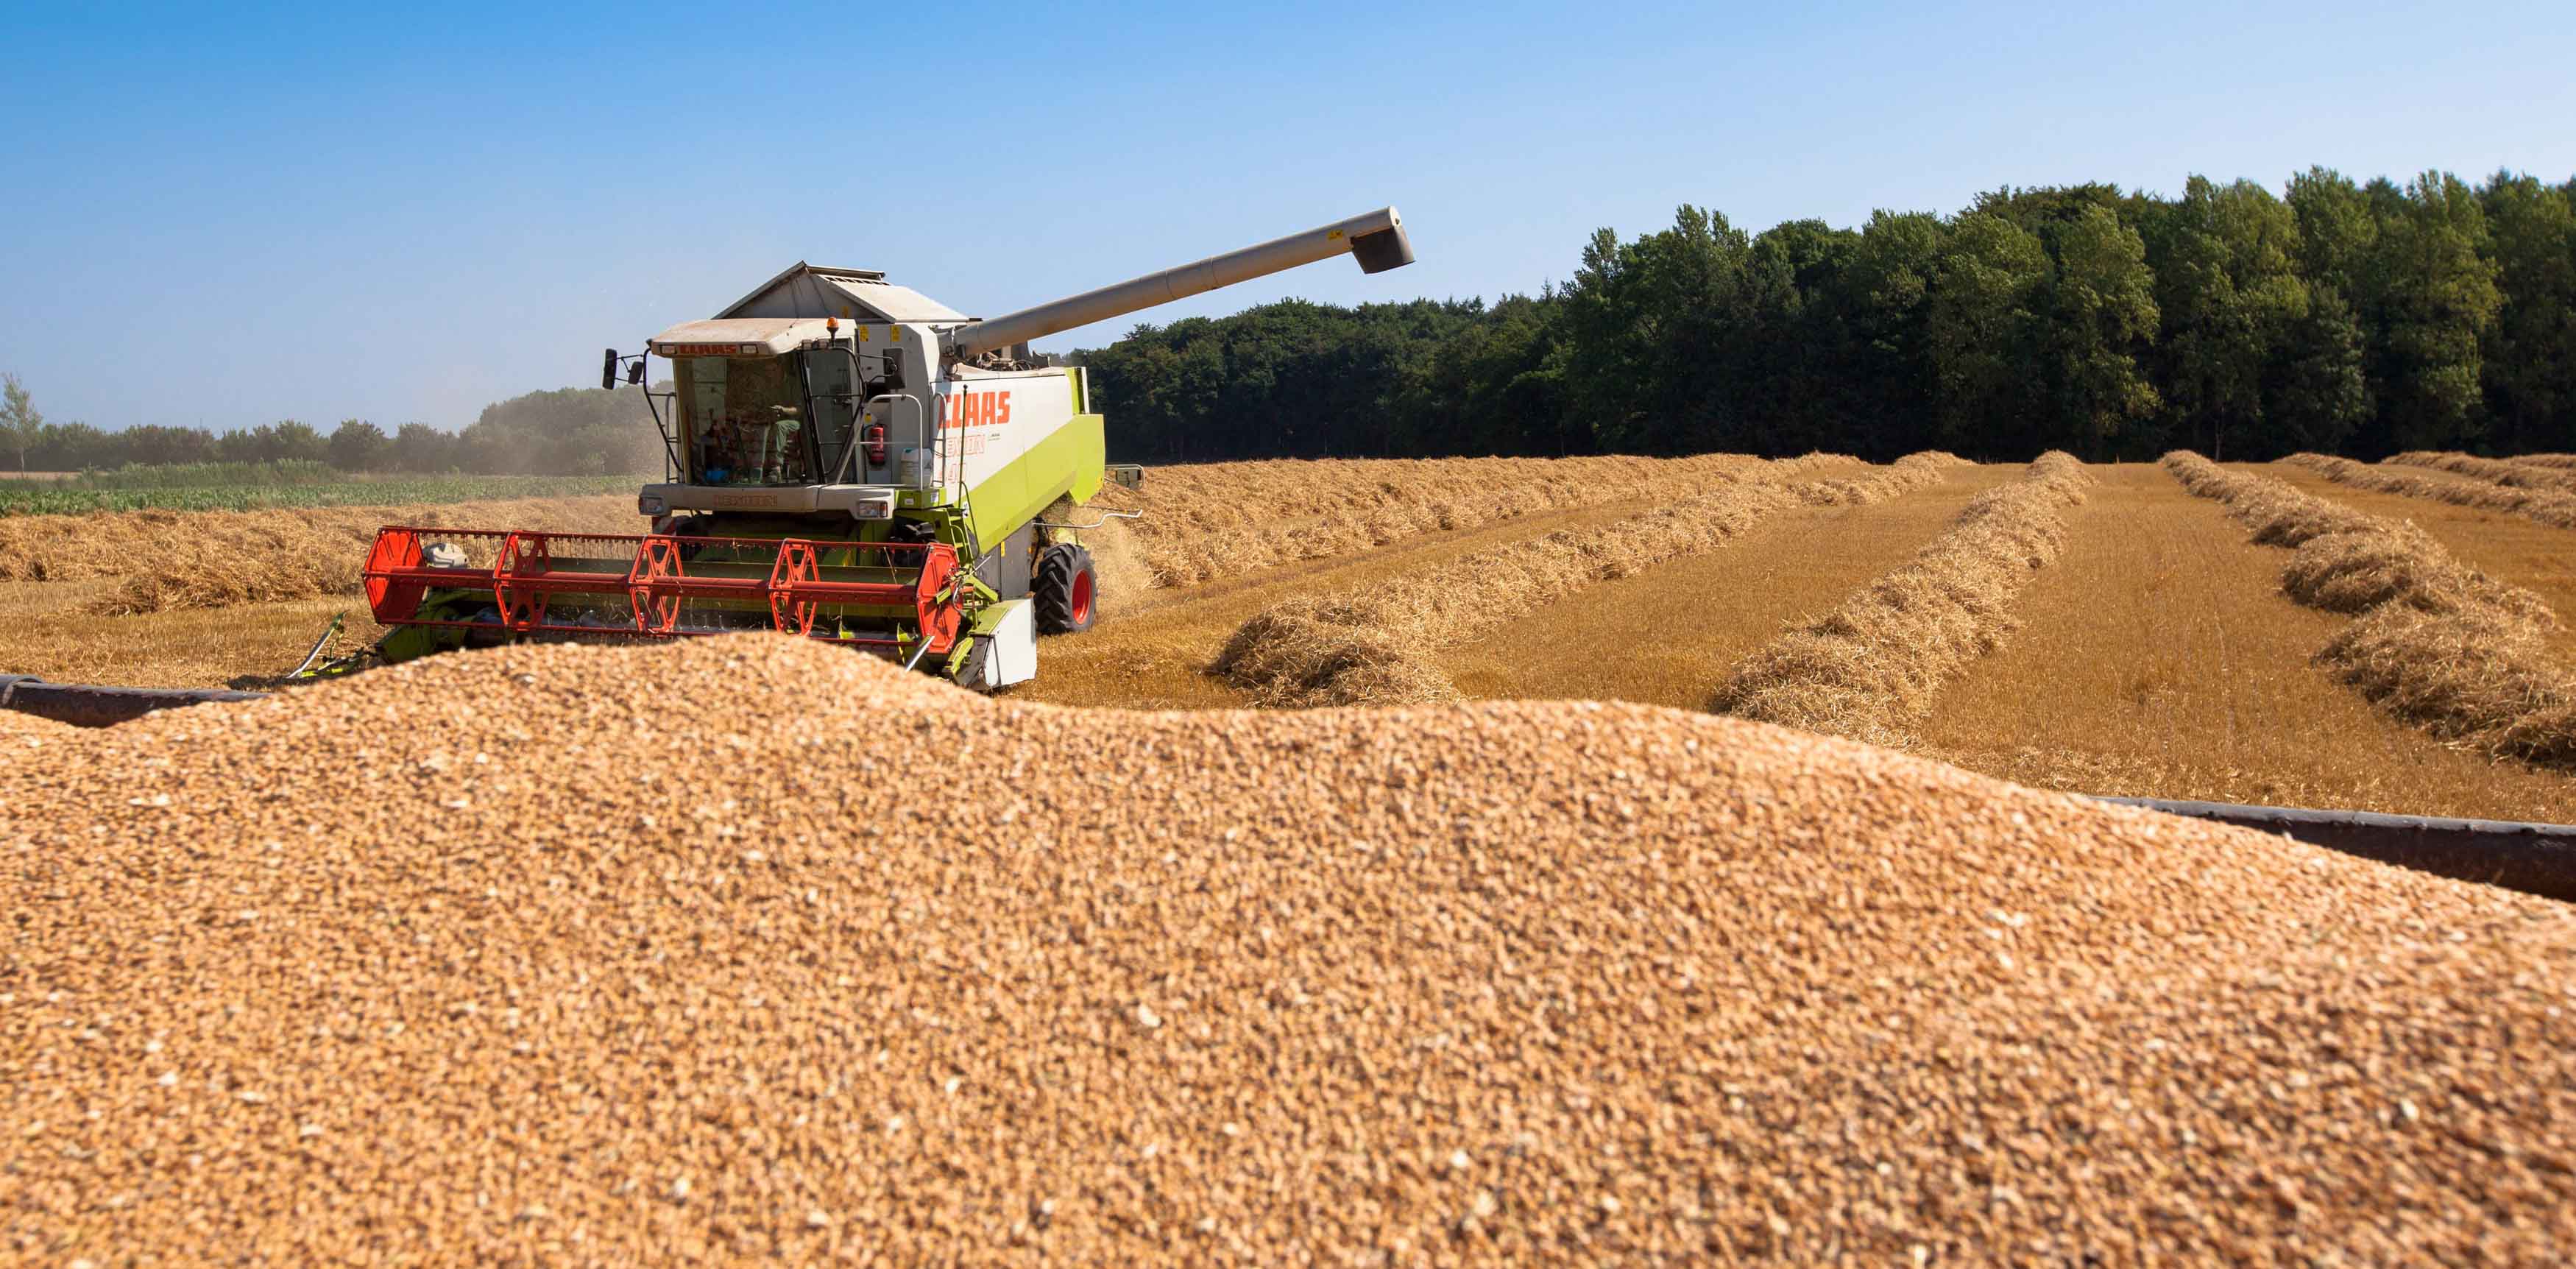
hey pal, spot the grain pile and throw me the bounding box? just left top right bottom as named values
left=2166, top=450, right=2576, bottom=765
left=1710, top=452, right=2092, bottom=746
left=1109, top=453, right=1819, bottom=588
left=4, top=635, right=2572, bottom=1264
left=1216, top=453, right=1961, bottom=707
left=2284, top=452, right=2576, bottom=530
left=2388, top=450, right=2576, bottom=493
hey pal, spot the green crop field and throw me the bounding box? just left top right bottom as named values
left=0, top=473, right=641, bottom=516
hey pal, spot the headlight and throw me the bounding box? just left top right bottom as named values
left=638, top=493, right=667, bottom=517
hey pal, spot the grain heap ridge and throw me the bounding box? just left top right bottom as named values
left=7, top=632, right=2571, bottom=1263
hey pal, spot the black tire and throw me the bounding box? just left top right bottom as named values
left=1034, top=543, right=1097, bottom=634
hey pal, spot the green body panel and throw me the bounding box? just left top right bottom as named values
left=966, top=597, right=1024, bottom=637
left=963, top=413, right=1103, bottom=551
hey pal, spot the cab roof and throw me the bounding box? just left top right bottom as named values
left=717, top=263, right=968, bottom=325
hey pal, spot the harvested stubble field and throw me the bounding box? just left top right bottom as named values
left=1214, top=453, right=1966, bottom=707
left=1096, top=452, right=1815, bottom=588
left=0, top=495, right=642, bottom=609
left=1435, top=464, right=2022, bottom=705
left=1910, top=464, right=2576, bottom=821
left=7, top=635, right=2575, bottom=1264
left=1710, top=453, right=2093, bottom=746
left=0, top=495, right=641, bottom=689
left=2170, top=452, right=2576, bottom=768
left=2262, top=460, right=2576, bottom=654
left=12, top=451, right=2576, bottom=825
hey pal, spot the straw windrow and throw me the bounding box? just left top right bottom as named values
left=2284, top=451, right=2576, bottom=529
left=1215, top=453, right=1964, bottom=707
left=2387, top=450, right=2576, bottom=493
left=2165, top=450, right=2576, bottom=766
left=1708, top=452, right=2093, bottom=744
left=1106, top=452, right=1844, bottom=588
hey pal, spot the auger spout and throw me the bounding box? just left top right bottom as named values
left=945, top=208, right=1414, bottom=361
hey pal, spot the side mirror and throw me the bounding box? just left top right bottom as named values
left=601, top=349, right=620, bottom=391
left=628, top=356, right=647, bottom=386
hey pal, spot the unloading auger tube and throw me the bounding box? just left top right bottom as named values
left=945, top=208, right=1414, bottom=361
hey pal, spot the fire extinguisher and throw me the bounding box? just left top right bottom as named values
left=863, top=421, right=889, bottom=469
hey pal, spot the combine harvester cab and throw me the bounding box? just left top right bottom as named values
left=358, top=207, right=1418, bottom=688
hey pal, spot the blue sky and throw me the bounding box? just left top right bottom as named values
left=3, top=0, right=2570, bottom=435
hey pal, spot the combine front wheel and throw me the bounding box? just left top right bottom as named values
left=1034, top=544, right=1096, bottom=634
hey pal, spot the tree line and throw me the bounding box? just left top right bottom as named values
left=0, top=377, right=663, bottom=476
left=8, top=166, right=2567, bottom=477
left=1076, top=169, right=2575, bottom=463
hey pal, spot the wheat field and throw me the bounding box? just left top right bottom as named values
left=7, top=452, right=2576, bottom=821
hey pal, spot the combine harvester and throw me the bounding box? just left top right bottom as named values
left=358, top=206, right=1417, bottom=689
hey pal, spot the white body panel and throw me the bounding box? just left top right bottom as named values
left=986, top=601, right=1037, bottom=688
left=928, top=367, right=1078, bottom=500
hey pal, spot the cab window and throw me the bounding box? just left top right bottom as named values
left=676, top=356, right=812, bottom=486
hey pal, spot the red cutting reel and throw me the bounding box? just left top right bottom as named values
left=360, top=527, right=967, bottom=657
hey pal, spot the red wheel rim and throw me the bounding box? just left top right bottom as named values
left=363, top=528, right=424, bottom=623
left=1070, top=568, right=1094, bottom=625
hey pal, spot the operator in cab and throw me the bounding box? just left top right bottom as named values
left=685, top=356, right=809, bottom=486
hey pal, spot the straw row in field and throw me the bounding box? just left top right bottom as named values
left=1107, top=452, right=1847, bottom=587
left=1708, top=452, right=2094, bottom=746
left=0, top=495, right=643, bottom=615
left=2387, top=450, right=2576, bottom=493
left=2284, top=452, right=2576, bottom=529
left=2165, top=450, right=2576, bottom=766
left=1214, top=453, right=1964, bottom=707
left=0, top=496, right=640, bottom=587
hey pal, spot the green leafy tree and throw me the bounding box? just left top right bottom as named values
left=2372, top=172, right=2502, bottom=450
left=1, top=373, right=42, bottom=472
left=1833, top=211, right=1948, bottom=455
left=2040, top=203, right=2161, bottom=458
left=327, top=419, right=391, bottom=471
left=389, top=423, right=459, bottom=472
left=2478, top=173, right=2576, bottom=453
left=2267, top=282, right=2370, bottom=453
left=2145, top=177, right=2310, bottom=458
left=32, top=420, right=111, bottom=471
left=1927, top=213, right=2053, bottom=456
left=457, top=386, right=662, bottom=474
